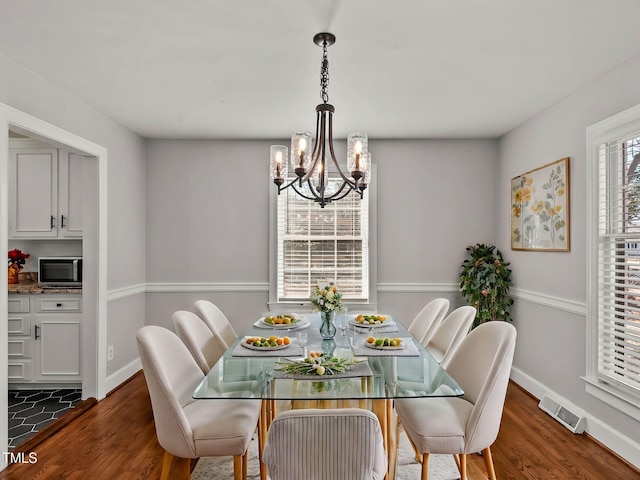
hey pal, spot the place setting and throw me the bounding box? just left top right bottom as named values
left=350, top=312, right=400, bottom=334
left=230, top=334, right=304, bottom=357
left=252, top=312, right=311, bottom=332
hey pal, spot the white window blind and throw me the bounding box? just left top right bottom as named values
left=597, top=134, right=640, bottom=396
left=276, top=179, right=369, bottom=302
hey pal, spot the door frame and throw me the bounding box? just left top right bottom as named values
left=0, top=102, right=108, bottom=461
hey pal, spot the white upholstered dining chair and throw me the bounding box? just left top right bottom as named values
left=408, top=298, right=450, bottom=345
left=136, top=325, right=260, bottom=480
left=173, top=310, right=224, bottom=374
left=395, top=321, right=517, bottom=480
left=424, top=305, right=476, bottom=366
left=194, top=299, right=238, bottom=350
left=263, top=408, right=387, bottom=480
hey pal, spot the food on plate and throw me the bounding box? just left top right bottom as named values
left=365, top=336, right=403, bottom=348
left=275, top=354, right=356, bottom=376
left=263, top=313, right=300, bottom=325
left=244, top=336, right=290, bottom=348
left=355, top=314, right=388, bottom=325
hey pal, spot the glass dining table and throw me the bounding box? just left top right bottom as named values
left=193, top=311, right=463, bottom=480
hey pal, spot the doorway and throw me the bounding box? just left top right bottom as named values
left=1, top=103, right=108, bottom=461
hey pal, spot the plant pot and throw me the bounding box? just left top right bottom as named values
left=8, top=266, right=19, bottom=284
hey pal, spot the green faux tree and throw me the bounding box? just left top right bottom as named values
left=459, top=243, right=513, bottom=329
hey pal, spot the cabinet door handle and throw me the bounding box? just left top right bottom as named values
left=34, top=325, right=40, bottom=340
left=50, top=215, right=55, bottom=229
left=56, top=303, right=62, bottom=307
left=61, top=215, right=66, bottom=228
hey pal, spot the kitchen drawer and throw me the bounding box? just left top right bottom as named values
left=8, top=314, right=31, bottom=336
left=8, top=339, right=30, bottom=358
left=36, top=297, right=82, bottom=312
left=8, top=296, right=29, bottom=313
left=8, top=361, right=32, bottom=381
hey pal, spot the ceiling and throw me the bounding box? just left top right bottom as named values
left=2, top=0, right=640, bottom=140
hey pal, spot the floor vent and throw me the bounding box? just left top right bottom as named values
left=538, top=394, right=585, bottom=434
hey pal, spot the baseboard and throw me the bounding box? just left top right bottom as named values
left=511, top=367, right=640, bottom=469
left=106, top=357, right=141, bottom=394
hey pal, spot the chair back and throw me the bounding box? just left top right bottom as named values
left=173, top=310, right=224, bottom=374
left=408, top=298, right=450, bottom=344
left=136, top=325, right=204, bottom=458
left=445, top=321, right=517, bottom=453
left=194, top=299, right=238, bottom=350
left=263, top=408, right=387, bottom=480
left=425, top=305, right=476, bottom=365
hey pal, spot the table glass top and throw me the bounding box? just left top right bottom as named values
left=193, top=312, right=463, bottom=400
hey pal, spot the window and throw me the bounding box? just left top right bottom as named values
left=587, top=104, right=640, bottom=414
left=272, top=179, right=370, bottom=303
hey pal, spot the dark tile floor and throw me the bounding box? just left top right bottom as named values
left=8, top=389, right=82, bottom=450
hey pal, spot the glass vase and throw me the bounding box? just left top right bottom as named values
left=319, top=310, right=337, bottom=340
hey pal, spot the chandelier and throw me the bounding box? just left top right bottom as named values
left=270, top=32, right=371, bottom=208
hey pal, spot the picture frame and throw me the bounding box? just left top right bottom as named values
left=511, top=157, right=570, bottom=251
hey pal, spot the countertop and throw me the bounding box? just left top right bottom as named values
left=8, top=273, right=82, bottom=294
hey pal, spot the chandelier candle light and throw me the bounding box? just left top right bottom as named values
left=270, top=32, right=371, bottom=208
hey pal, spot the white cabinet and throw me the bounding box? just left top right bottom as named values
left=8, top=148, right=83, bottom=239
left=8, top=296, right=32, bottom=383
left=8, top=294, right=82, bottom=385
left=58, top=151, right=84, bottom=238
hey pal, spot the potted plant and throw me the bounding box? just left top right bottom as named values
left=459, top=243, right=513, bottom=328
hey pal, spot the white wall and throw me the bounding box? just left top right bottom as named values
left=144, top=138, right=498, bottom=327
left=498, top=53, right=640, bottom=458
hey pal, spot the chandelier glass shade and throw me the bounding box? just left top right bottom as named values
left=270, top=32, right=371, bottom=208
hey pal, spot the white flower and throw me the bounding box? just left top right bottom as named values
left=318, top=280, right=330, bottom=291
left=326, top=290, right=334, bottom=300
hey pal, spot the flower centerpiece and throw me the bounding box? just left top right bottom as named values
left=310, top=281, right=343, bottom=340
left=8, top=248, right=30, bottom=284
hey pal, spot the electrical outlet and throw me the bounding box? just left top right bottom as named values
left=107, top=345, right=114, bottom=362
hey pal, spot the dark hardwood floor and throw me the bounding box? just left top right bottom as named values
left=1, top=372, right=638, bottom=479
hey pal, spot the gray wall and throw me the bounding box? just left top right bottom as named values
left=498, top=53, right=640, bottom=446
left=144, top=138, right=498, bottom=327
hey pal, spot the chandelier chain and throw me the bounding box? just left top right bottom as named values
left=320, top=41, right=330, bottom=104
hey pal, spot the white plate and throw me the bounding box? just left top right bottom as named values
left=350, top=314, right=392, bottom=328
left=363, top=340, right=405, bottom=351
left=241, top=337, right=292, bottom=351
left=258, top=314, right=303, bottom=328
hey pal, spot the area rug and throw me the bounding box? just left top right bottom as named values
left=191, top=429, right=460, bottom=479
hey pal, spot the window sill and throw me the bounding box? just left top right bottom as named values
left=582, top=376, right=640, bottom=420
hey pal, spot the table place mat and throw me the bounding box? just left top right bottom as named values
left=231, top=340, right=304, bottom=357
left=350, top=337, right=420, bottom=357
left=252, top=319, right=311, bottom=331
left=271, top=358, right=374, bottom=379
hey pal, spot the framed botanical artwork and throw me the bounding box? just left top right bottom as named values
left=511, top=157, right=570, bottom=251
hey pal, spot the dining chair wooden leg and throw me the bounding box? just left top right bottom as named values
left=459, top=453, right=468, bottom=480
left=482, top=447, right=497, bottom=480
left=243, top=450, right=248, bottom=480
left=160, top=451, right=172, bottom=480
left=160, top=451, right=189, bottom=480
left=420, top=452, right=429, bottom=480
left=233, top=455, right=243, bottom=480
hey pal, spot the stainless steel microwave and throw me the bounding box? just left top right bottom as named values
left=38, top=257, right=83, bottom=287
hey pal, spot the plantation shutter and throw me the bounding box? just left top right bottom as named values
left=597, top=134, right=640, bottom=396
left=276, top=179, right=369, bottom=302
